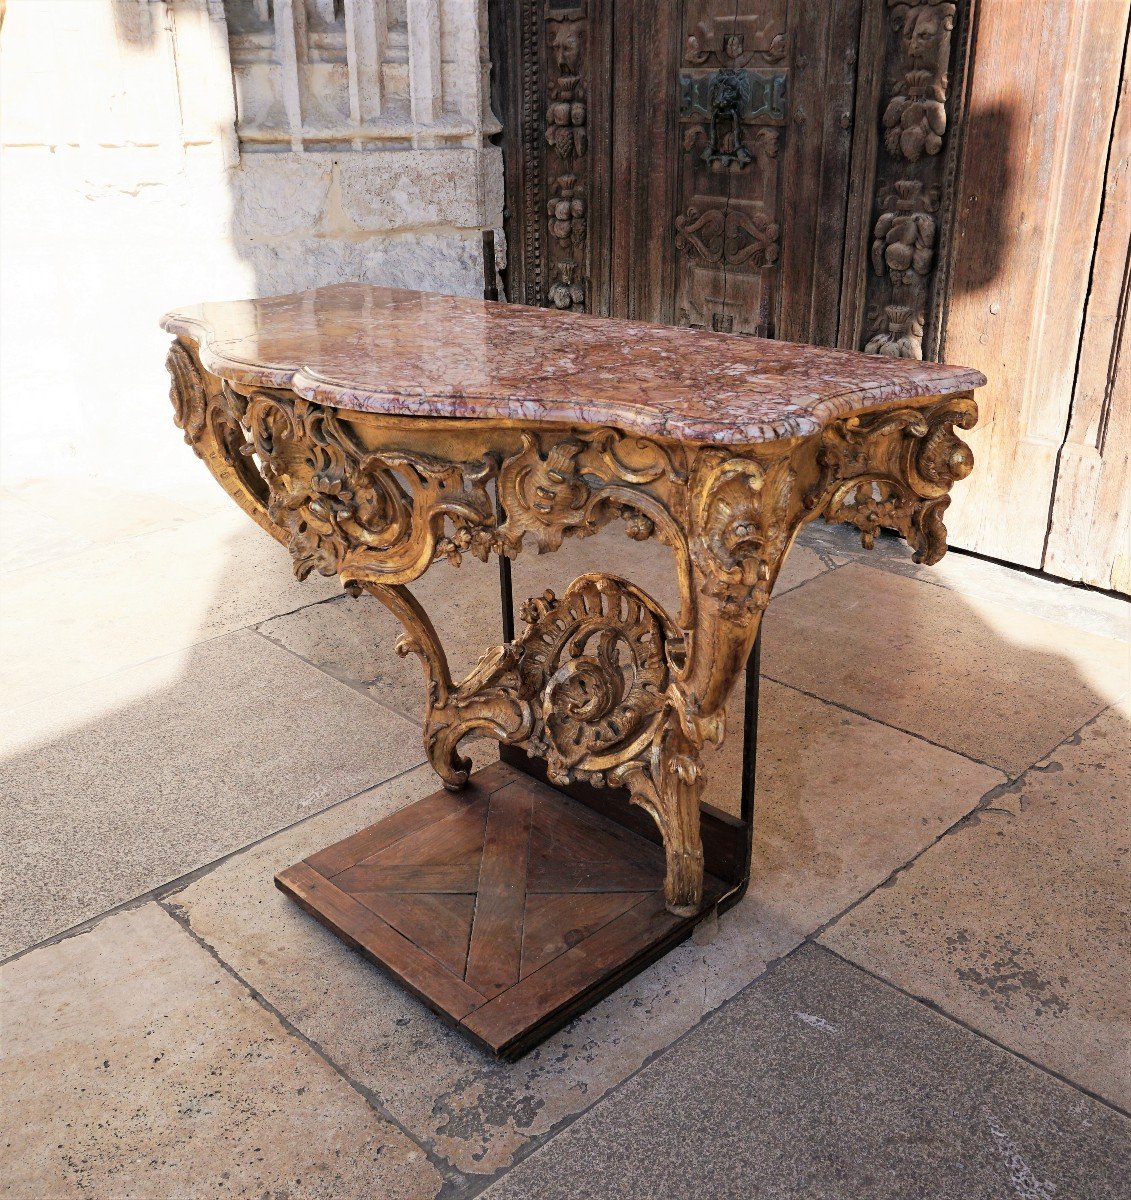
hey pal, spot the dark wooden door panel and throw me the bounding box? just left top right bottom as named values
left=493, top=0, right=861, bottom=346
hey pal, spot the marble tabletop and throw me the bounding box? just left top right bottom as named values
left=162, top=284, right=985, bottom=445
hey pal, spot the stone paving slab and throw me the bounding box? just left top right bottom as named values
left=480, top=943, right=1131, bottom=1200
left=763, top=562, right=1130, bottom=776
left=5, top=476, right=211, bottom=545
left=0, top=628, right=423, bottom=958
left=171, top=681, right=999, bottom=1177
left=0, top=487, right=92, bottom=574
left=0, top=904, right=441, bottom=1200
left=804, top=522, right=1131, bottom=642
left=821, top=705, right=1131, bottom=1109
left=2, top=508, right=339, bottom=712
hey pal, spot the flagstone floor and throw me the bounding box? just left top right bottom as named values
left=2, top=473, right=1128, bottom=1199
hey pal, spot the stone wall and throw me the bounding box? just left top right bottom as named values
left=0, top=0, right=502, bottom=492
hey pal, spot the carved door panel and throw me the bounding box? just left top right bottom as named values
left=492, top=0, right=862, bottom=346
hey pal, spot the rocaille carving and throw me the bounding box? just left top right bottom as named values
left=239, top=391, right=500, bottom=584
left=806, top=395, right=976, bottom=565
left=167, top=337, right=976, bottom=915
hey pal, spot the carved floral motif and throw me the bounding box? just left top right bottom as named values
left=807, top=396, right=976, bottom=564
left=864, top=304, right=925, bottom=360
left=871, top=180, right=939, bottom=286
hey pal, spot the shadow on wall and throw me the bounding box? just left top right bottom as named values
left=946, top=103, right=1016, bottom=297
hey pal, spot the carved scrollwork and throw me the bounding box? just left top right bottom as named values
left=684, top=18, right=786, bottom=67
left=690, top=450, right=798, bottom=617
left=167, top=341, right=208, bottom=449
left=166, top=342, right=274, bottom=534
left=519, top=576, right=675, bottom=784
left=364, top=582, right=534, bottom=791
left=807, top=396, right=976, bottom=564
left=240, top=393, right=500, bottom=584
left=169, top=335, right=977, bottom=918
left=674, top=205, right=780, bottom=269
left=495, top=429, right=683, bottom=555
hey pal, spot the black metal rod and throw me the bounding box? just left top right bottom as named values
left=497, top=522, right=515, bottom=642
left=740, top=627, right=762, bottom=831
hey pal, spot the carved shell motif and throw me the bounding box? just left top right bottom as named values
left=518, top=575, right=673, bottom=784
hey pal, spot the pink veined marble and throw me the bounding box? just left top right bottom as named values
left=162, top=284, right=985, bottom=445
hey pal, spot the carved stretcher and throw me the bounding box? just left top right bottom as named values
left=162, top=284, right=983, bottom=1058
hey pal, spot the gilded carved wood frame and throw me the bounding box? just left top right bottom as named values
left=167, top=338, right=976, bottom=914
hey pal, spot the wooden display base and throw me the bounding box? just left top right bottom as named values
left=276, top=760, right=727, bottom=1059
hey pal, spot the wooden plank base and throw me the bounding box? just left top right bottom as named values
left=275, top=760, right=727, bottom=1059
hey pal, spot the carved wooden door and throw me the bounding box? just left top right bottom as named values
left=492, top=0, right=862, bottom=346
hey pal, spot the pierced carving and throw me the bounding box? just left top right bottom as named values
left=495, top=429, right=679, bottom=554
left=807, top=396, right=976, bottom=564
left=241, top=392, right=500, bottom=583
left=884, top=0, right=956, bottom=162
left=520, top=576, right=673, bottom=783
left=675, top=205, right=780, bottom=268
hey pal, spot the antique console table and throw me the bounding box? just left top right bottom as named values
left=162, top=284, right=983, bottom=1058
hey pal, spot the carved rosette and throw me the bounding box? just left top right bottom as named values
left=168, top=335, right=976, bottom=915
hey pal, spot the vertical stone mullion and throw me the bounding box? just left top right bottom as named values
left=407, top=0, right=443, bottom=128
left=344, top=0, right=387, bottom=130
left=274, top=0, right=305, bottom=151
